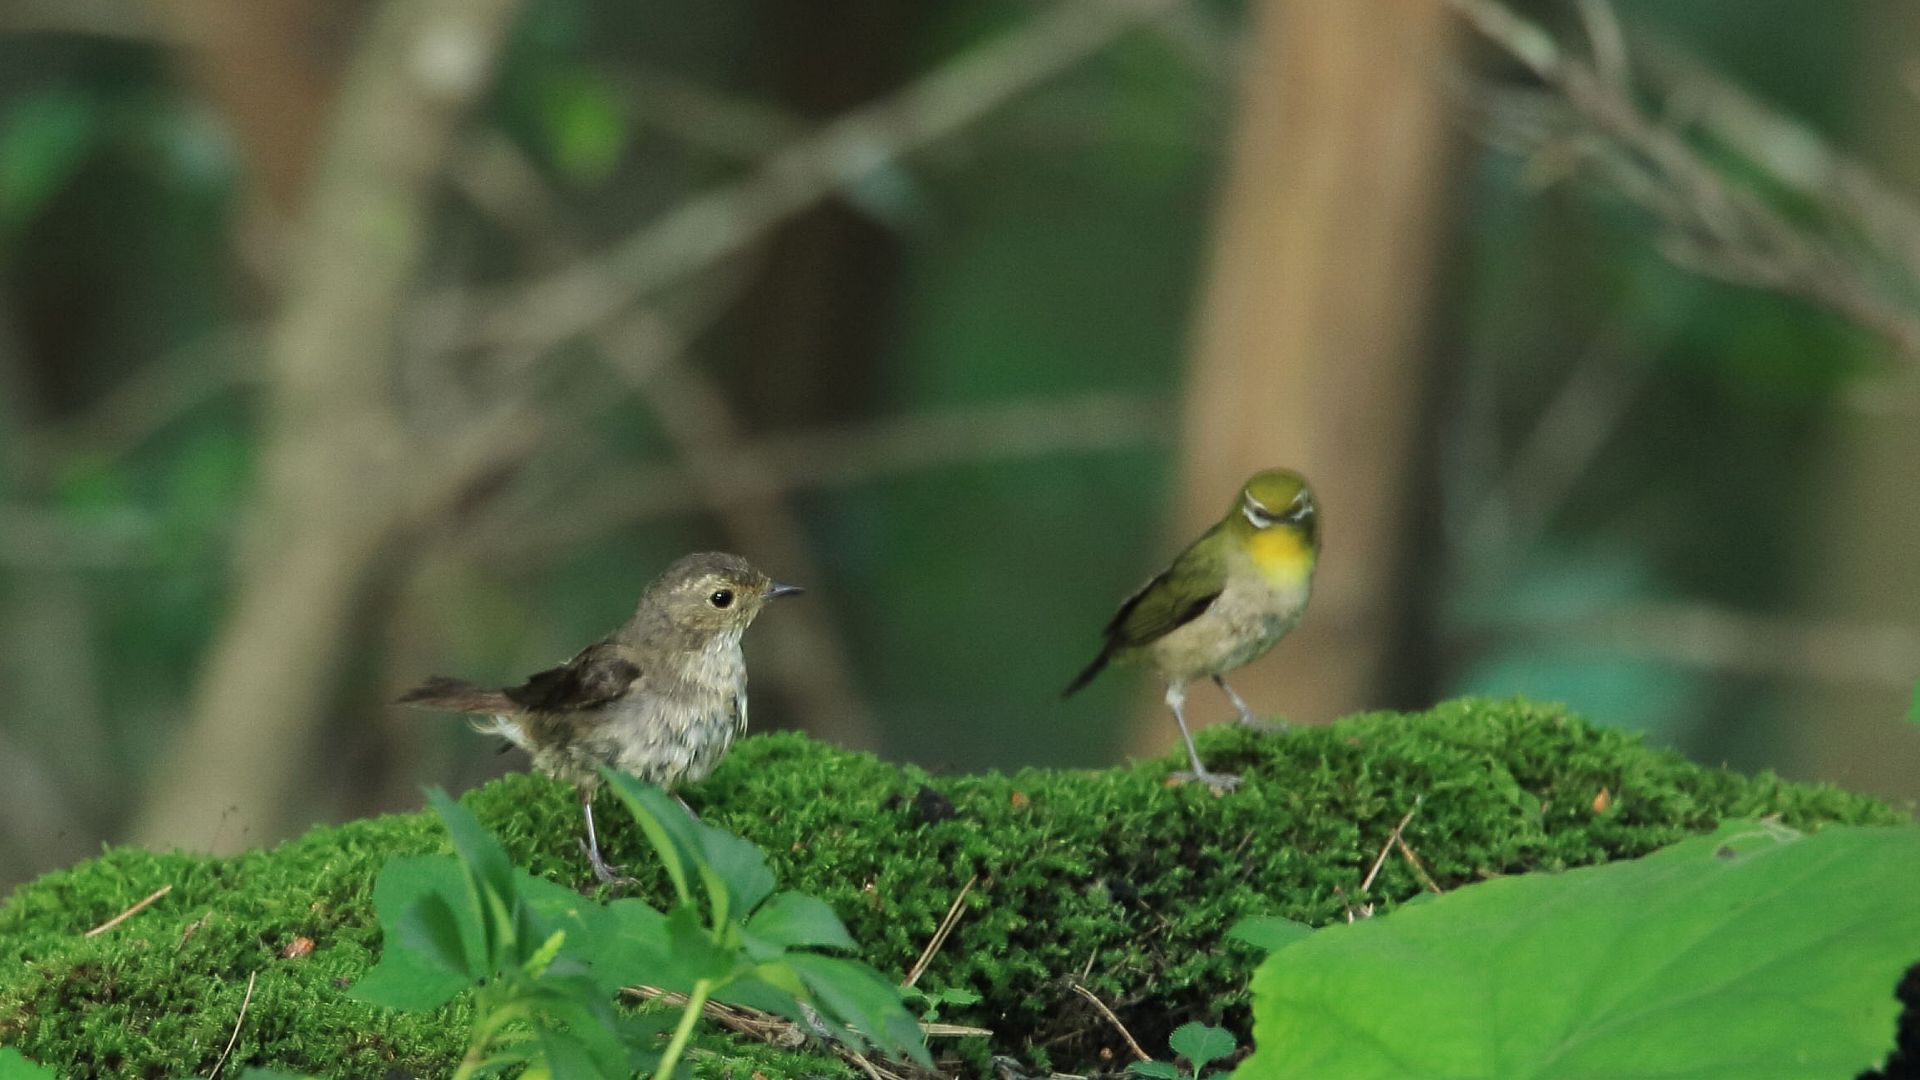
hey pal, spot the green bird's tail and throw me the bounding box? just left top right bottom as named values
left=1062, top=649, right=1113, bottom=698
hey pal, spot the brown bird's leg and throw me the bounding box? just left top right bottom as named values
left=1166, top=681, right=1241, bottom=791
left=578, top=786, right=627, bottom=883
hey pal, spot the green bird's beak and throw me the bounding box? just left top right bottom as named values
left=769, top=582, right=805, bottom=599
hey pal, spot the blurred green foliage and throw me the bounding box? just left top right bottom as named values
left=0, top=0, right=1914, bottom=895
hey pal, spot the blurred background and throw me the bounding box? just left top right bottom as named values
left=1, top=0, right=1917, bottom=891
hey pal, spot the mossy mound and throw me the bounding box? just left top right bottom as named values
left=0, top=697, right=1905, bottom=1078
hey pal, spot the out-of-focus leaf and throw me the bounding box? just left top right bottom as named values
left=351, top=855, right=480, bottom=1010
left=428, top=788, right=520, bottom=964
left=1237, top=822, right=1920, bottom=1078
left=783, top=952, right=932, bottom=1068
left=601, top=768, right=700, bottom=907
left=746, top=892, right=855, bottom=953
left=696, top=825, right=774, bottom=927
left=395, top=892, right=474, bottom=978
left=0, top=91, right=100, bottom=236
left=0, top=1048, right=58, bottom=1080
left=1124, top=1063, right=1180, bottom=1079
left=1224, top=915, right=1311, bottom=954
left=534, top=71, right=627, bottom=185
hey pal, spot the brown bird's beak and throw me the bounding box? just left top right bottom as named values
left=769, top=581, right=804, bottom=599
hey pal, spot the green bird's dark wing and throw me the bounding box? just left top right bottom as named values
left=505, top=640, right=643, bottom=712
left=1063, top=535, right=1225, bottom=696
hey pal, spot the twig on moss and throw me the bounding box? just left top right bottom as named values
left=84, top=883, right=172, bottom=938
left=207, top=970, right=257, bottom=1080
left=903, top=873, right=978, bottom=989
left=1067, top=983, right=1151, bottom=1064
left=177, top=910, right=214, bottom=951
left=623, top=985, right=970, bottom=1079
left=1359, top=800, right=1423, bottom=896
left=1398, top=837, right=1445, bottom=895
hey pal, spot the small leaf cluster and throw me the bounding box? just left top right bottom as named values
left=350, top=788, right=669, bottom=1078
left=1126, top=1021, right=1236, bottom=1079
left=351, top=773, right=929, bottom=1078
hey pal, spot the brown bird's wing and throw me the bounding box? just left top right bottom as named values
left=503, top=640, right=642, bottom=712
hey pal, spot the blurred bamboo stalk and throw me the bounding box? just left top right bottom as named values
left=1136, top=0, right=1460, bottom=752
left=131, top=0, right=525, bottom=852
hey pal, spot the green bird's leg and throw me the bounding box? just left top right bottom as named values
left=1166, top=681, right=1241, bottom=792
left=1214, top=675, right=1285, bottom=732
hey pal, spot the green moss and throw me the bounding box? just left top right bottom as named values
left=0, top=698, right=1904, bottom=1077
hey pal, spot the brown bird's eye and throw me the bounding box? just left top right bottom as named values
left=709, top=589, right=734, bottom=609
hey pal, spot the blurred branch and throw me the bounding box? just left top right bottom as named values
left=132, top=0, right=526, bottom=853
left=472, top=392, right=1171, bottom=562
left=0, top=1, right=176, bottom=44
left=1520, top=601, right=1920, bottom=690
left=1445, top=0, right=1920, bottom=365
left=430, top=0, right=1192, bottom=354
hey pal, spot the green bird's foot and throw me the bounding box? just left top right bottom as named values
left=1172, top=768, right=1242, bottom=793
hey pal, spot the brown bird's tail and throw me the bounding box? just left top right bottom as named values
left=395, top=676, right=514, bottom=715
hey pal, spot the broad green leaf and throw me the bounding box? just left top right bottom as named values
left=428, top=788, right=520, bottom=964
left=1169, top=1022, right=1235, bottom=1073
left=593, top=897, right=673, bottom=987
left=600, top=769, right=701, bottom=907
left=1224, top=915, right=1312, bottom=954
left=1236, top=822, right=1920, bottom=1079
left=348, top=949, right=470, bottom=1011
left=395, top=892, right=475, bottom=978
left=351, top=855, right=480, bottom=1010
left=746, top=891, right=856, bottom=954
left=653, top=902, right=740, bottom=990
left=1125, top=1063, right=1181, bottom=1079
left=0, top=1049, right=57, bottom=1080
left=696, top=825, right=776, bottom=925
left=784, top=952, right=933, bottom=1068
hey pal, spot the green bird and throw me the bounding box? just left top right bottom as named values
left=1065, top=468, right=1319, bottom=791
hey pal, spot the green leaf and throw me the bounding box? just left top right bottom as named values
left=600, top=768, right=701, bottom=907
left=1238, top=822, right=1920, bottom=1078
left=745, top=891, right=856, bottom=954
left=1224, top=915, right=1312, bottom=954
left=783, top=952, right=933, bottom=1068
left=1167, top=1022, right=1234, bottom=1073
left=395, top=892, right=475, bottom=978
left=1125, top=1063, right=1181, bottom=1079
left=533, top=71, right=627, bottom=186
left=0, top=1048, right=58, bottom=1080
left=0, top=91, right=100, bottom=236
left=697, top=825, right=776, bottom=924
left=350, top=855, right=480, bottom=1010
left=428, top=788, right=521, bottom=965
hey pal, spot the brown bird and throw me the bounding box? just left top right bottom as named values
left=396, top=552, right=800, bottom=881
